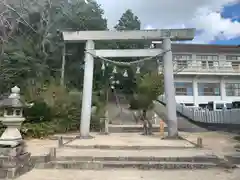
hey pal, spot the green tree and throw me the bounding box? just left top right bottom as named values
left=0, top=0, right=108, bottom=92
left=130, top=72, right=164, bottom=110
left=113, top=9, right=146, bottom=95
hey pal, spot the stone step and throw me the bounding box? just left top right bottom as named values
left=108, top=124, right=168, bottom=133
left=225, top=154, right=240, bottom=164
left=55, top=149, right=217, bottom=162
left=64, top=144, right=195, bottom=150
left=55, top=155, right=218, bottom=163
left=51, top=133, right=195, bottom=150
left=51, top=149, right=223, bottom=166
left=36, top=160, right=218, bottom=170
left=62, top=138, right=195, bottom=150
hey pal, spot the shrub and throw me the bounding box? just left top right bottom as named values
left=129, top=94, right=153, bottom=110
left=90, top=115, right=101, bottom=132
left=23, top=100, right=52, bottom=123
left=21, top=80, right=106, bottom=138
left=129, top=97, right=140, bottom=110
left=21, top=122, right=55, bottom=138
left=90, top=95, right=105, bottom=132
left=129, top=72, right=164, bottom=110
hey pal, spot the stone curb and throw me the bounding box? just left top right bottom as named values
left=35, top=160, right=219, bottom=170
left=28, top=150, right=238, bottom=171
left=54, top=155, right=219, bottom=163
left=63, top=145, right=196, bottom=150
left=31, top=154, right=51, bottom=164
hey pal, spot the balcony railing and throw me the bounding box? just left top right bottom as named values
left=159, top=60, right=240, bottom=74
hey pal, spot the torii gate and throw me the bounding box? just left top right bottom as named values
left=61, top=29, right=195, bottom=138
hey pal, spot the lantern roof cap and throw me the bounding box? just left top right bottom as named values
left=0, top=86, right=26, bottom=108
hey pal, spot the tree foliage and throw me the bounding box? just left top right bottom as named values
left=130, top=72, right=164, bottom=110
left=137, top=73, right=164, bottom=101
left=0, top=0, right=108, bottom=92
left=0, top=1, right=164, bottom=137
left=113, top=9, right=147, bottom=94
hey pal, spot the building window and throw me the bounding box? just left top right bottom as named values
left=208, top=61, right=214, bottom=68
left=175, top=82, right=193, bottom=96
left=226, top=55, right=238, bottom=60
left=198, top=83, right=220, bottom=96
left=209, top=55, right=219, bottom=60
left=197, top=55, right=219, bottom=60
left=173, top=54, right=192, bottom=69
left=231, top=62, right=240, bottom=70
left=173, top=54, right=192, bottom=60
left=225, top=83, right=240, bottom=96
left=177, top=60, right=188, bottom=68
left=196, top=55, right=208, bottom=60
left=201, top=61, right=207, bottom=69
left=197, top=55, right=219, bottom=69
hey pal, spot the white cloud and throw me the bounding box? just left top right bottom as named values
left=96, top=0, right=240, bottom=43
left=189, top=7, right=240, bottom=43
left=144, top=25, right=155, bottom=30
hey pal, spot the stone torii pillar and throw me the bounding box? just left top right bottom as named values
left=162, top=38, right=178, bottom=137
left=80, top=40, right=95, bottom=138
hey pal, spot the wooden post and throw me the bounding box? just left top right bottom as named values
left=160, top=119, right=165, bottom=138
left=197, top=137, right=203, bottom=148
left=58, top=136, right=63, bottom=147
left=50, top=147, right=56, bottom=160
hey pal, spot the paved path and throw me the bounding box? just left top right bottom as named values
left=107, top=101, right=211, bottom=132
left=25, top=131, right=239, bottom=159
left=107, top=103, right=137, bottom=125
left=106, top=101, right=205, bottom=134
left=64, top=133, right=194, bottom=148
left=26, top=139, right=58, bottom=156
left=17, top=169, right=240, bottom=180
left=181, top=131, right=238, bottom=157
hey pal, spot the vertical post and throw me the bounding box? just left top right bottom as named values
left=80, top=40, right=95, bottom=138
left=193, top=77, right=198, bottom=106
left=104, top=110, right=109, bottom=134
left=60, top=44, right=66, bottom=86
left=162, top=38, right=178, bottom=138
left=220, top=77, right=226, bottom=100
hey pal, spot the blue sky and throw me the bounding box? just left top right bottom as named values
left=98, top=0, right=240, bottom=45
left=211, top=3, right=240, bottom=45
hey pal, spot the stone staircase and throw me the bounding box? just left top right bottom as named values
left=28, top=132, right=239, bottom=172
left=32, top=146, right=237, bottom=170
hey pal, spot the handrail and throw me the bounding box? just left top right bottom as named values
left=157, top=96, right=240, bottom=125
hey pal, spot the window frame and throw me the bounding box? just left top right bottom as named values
left=225, top=83, right=240, bottom=96
left=198, top=83, right=221, bottom=96
left=175, top=82, right=193, bottom=96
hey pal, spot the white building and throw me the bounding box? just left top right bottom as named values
left=157, top=43, right=240, bottom=107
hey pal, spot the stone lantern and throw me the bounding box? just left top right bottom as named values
left=0, top=86, right=31, bottom=179
left=0, top=86, right=26, bottom=146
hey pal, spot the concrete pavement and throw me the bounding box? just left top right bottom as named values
left=17, top=169, right=240, bottom=180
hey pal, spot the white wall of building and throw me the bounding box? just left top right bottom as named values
left=174, top=75, right=240, bottom=106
